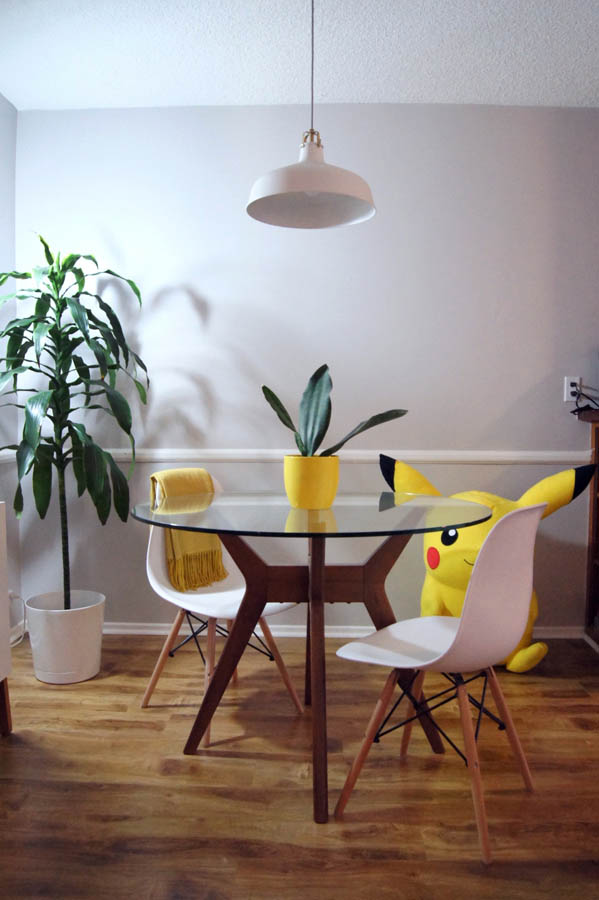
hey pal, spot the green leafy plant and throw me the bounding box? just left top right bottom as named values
left=262, top=363, right=407, bottom=456
left=0, top=236, right=149, bottom=609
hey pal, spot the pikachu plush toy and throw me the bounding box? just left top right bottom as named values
left=380, top=455, right=595, bottom=672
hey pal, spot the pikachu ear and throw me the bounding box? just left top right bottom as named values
left=517, top=464, right=595, bottom=518
left=379, top=454, right=441, bottom=495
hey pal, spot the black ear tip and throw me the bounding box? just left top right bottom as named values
left=379, top=453, right=396, bottom=490
left=573, top=464, right=596, bottom=499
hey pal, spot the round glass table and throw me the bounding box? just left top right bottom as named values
left=132, top=490, right=492, bottom=823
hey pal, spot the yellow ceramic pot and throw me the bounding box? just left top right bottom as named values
left=283, top=455, right=340, bottom=509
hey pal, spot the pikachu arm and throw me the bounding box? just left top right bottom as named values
left=420, top=578, right=452, bottom=617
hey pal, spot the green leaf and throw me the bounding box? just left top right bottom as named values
left=88, top=339, right=109, bottom=377
left=33, top=321, right=52, bottom=360
left=84, top=440, right=106, bottom=498
left=294, top=432, right=308, bottom=456
left=0, top=367, right=27, bottom=391
left=262, top=385, right=297, bottom=433
left=35, top=293, right=52, bottom=318
left=133, top=379, right=147, bottom=404
left=72, top=267, right=85, bottom=292
left=32, top=444, right=53, bottom=518
left=105, top=452, right=130, bottom=522
left=0, top=271, right=31, bottom=287
left=62, top=254, right=80, bottom=271
left=71, top=354, right=91, bottom=384
left=298, top=364, right=332, bottom=456
left=91, top=380, right=132, bottom=433
left=23, top=390, right=53, bottom=451
left=321, top=409, right=408, bottom=457
left=66, top=297, right=90, bottom=339
left=39, top=235, right=54, bottom=265
left=16, top=440, right=35, bottom=480
left=102, top=269, right=142, bottom=305
left=95, top=296, right=129, bottom=365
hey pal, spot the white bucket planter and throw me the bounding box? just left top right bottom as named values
left=25, top=590, right=105, bottom=684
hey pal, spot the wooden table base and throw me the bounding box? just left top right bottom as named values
left=0, top=678, right=12, bottom=736
left=183, top=532, right=444, bottom=822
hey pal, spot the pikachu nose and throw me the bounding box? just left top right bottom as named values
left=427, top=546, right=440, bottom=569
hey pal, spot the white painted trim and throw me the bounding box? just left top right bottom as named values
left=1, top=446, right=591, bottom=467
left=105, top=621, right=588, bottom=640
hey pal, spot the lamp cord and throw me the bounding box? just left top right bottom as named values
left=310, top=0, right=314, bottom=131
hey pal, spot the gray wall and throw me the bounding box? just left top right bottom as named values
left=8, top=102, right=599, bottom=631
left=0, top=91, right=21, bottom=625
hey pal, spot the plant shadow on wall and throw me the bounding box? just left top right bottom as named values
left=136, top=284, right=217, bottom=447
left=0, top=236, right=149, bottom=683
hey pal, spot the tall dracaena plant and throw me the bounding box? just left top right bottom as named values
left=0, top=236, right=149, bottom=609
left=262, top=364, right=407, bottom=456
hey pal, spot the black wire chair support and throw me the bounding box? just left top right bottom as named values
left=374, top=670, right=505, bottom=765
left=168, top=611, right=275, bottom=664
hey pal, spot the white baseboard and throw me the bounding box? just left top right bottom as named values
left=104, top=621, right=589, bottom=640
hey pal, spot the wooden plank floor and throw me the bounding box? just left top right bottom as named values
left=1, top=634, right=598, bottom=899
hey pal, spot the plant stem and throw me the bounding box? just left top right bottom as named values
left=57, top=454, right=71, bottom=610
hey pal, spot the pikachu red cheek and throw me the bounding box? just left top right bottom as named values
left=426, top=546, right=440, bottom=569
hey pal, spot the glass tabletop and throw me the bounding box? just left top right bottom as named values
left=131, top=491, right=492, bottom=538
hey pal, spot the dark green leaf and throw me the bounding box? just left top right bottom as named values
left=91, top=381, right=132, bottom=433
left=13, top=482, right=23, bottom=517
left=32, top=444, right=53, bottom=518
left=66, top=297, right=90, bottom=339
left=68, top=427, right=86, bottom=497
left=321, top=409, right=408, bottom=457
left=84, top=440, right=106, bottom=497
left=95, top=296, right=129, bottom=365
left=35, top=293, right=52, bottom=318
left=72, top=267, right=85, bottom=292
left=62, top=254, right=80, bottom=271
left=71, top=355, right=91, bottom=384
left=39, top=235, right=54, bottom=265
left=262, top=385, right=297, bottom=433
left=88, top=339, right=109, bottom=377
left=294, top=432, right=308, bottom=456
left=298, top=364, right=332, bottom=456
left=105, top=452, right=129, bottom=521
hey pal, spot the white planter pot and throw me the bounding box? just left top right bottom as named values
left=25, top=590, right=105, bottom=684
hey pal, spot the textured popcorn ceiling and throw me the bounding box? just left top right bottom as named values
left=1, top=0, right=598, bottom=111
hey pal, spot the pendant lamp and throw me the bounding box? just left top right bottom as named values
left=246, top=0, right=375, bottom=229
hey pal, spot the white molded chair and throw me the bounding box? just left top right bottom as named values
left=142, top=525, right=303, bottom=745
left=334, top=504, right=546, bottom=864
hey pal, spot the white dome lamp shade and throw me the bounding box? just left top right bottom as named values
left=246, top=1, right=375, bottom=230
left=247, top=129, right=375, bottom=229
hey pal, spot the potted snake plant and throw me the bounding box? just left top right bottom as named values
left=0, top=236, right=148, bottom=683
left=262, top=364, right=407, bottom=508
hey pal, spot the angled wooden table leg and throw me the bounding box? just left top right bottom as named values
left=0, top=678, right=12, bottom=736
left=308, top=536, right=328, bottom=823
left=362, top=534, right=445, bottom=755
left=184, top=534, right=268, bottom=755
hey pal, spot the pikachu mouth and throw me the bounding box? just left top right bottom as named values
left=464, top=559, right=474, bottom=567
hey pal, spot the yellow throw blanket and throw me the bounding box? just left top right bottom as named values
left=150, top=468, right=228, bottom=591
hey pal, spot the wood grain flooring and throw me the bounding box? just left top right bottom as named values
left=1, top=634, right=598, bottom=899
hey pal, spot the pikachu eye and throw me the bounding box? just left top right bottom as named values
left=441, top=527, right=458, bottom=546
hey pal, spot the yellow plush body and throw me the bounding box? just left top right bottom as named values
left=380, top=457, right=595, bottom=672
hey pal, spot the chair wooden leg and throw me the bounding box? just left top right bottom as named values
left=487, top=666, right=533, bottom=791
left=141, top=608, right=186, bottom=708
left=226, top=620, right=239, bottom=684
left=400, top=670, right=425, bottom=759
left=258, top=617, right=303, bottom=714
left=201, top=618, right=218, bottom=748
left=457, top=681, right=491, bottom=864
left=334, top=669, right=398, bottom=819
left=0, top=678, right=12, bottom=736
